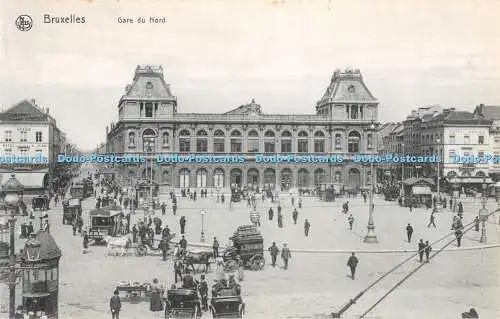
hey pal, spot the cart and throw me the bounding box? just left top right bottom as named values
left=32, top=195, right=49, bottom=211
left=210, top=293, right=245, bottom=318
left=164, top=288, right=202, bottom=318
left=223, top=225, right=265, bottom=272
left=88, top=207, right=123, bottom=244
left=63, top=198, right=82, bottom=225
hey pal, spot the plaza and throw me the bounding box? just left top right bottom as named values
left=3, top=177, right=499, bottom=319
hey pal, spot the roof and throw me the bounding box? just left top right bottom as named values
left=0, top=99, right=55, bottom=123
left=317, top=68, right=377, bottom=105
left=427, top=109, right=492, bottom=125
left=474, top=104, right=500, bottom=120
left=121, top=65, right=176, bottom=101
left=403, top=177, right=435, bottom=186
left=22, top=230, right=62, bottom=261
left=89, top=208, right=122, bottom=217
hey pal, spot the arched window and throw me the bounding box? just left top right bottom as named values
left=196, top=130, right=208, bottom=152
left=213, top=130, right=225, bottom=153
left=314, top=168, right=326, bottom=186
left=142, top=128, right=156, bottom=153
left=314, top=131, right=325, bottom=153
left=264, top=168, right=276, bottom=187
left=230, top=130, right=242, bottom=152
left=334, top=171, right=341, bottom=182
left=476, top=171, right=486, bottom=177
left=128, top=132, right=135, bottom=148
left=281, top=131, right=292, bottom=153
left=297, top=131, right=308, bottom=153
left=162, top=132, right=169, bottom=147
left=179, top=169, right=190, bottom=188
left=264, top=130, right=275, bottom=153
left=179, top=130, right=191, bottom=152
left=247, top=130, right=259, bottom=153
left=247, top=168, right=260, bottom=186
left=297, top=169, right=310, bottom=188
left=196, top=168, right=208, bottom=187
left=230, top=168, right=242, bottom=187
left=335, top=133, right=342, bottom=149
left=348, top=131, right=361, bottom=153
left=367, top=133, right=373, bottom=149
left=214, top=168, right=225, bottom=188
left=280, top=168, right=293, bottom=190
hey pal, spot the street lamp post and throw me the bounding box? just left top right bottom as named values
left=3, top=174, right=24, bottom=318
left=200, top=209, right=206, bottom=242
left=435, top=138, right=441, bottom=212
left=479, top=196, right=488, bottom=244
left=364, top=122, right=378, bottom=243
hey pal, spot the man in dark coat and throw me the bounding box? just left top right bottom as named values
left=455, top=229, right=463, bottom=247
left=268, top=242, right=279, bottom=267
left=347, top=252, right=359, bottom=280
left=174, top=259, right=183, bottom=283
left=159, top=237, right=169, bottom=261
left=277, top=213, right=283, bottom=228
left=180, top=216, right=186, bottom=234
left=182, top=269, right=196, bottom=290
left=292, top=208, right=298, bottom=225
left=110, top=290, right=121, bottom=319
left=406, top=223, right=414, bottom=243
left=304, top=219, right=311, bottom=237
left=418, top=239, right=426, bottom=262
left=424, top=240, right=432, bottom=262
left=427, top=212, right=436, bottom=228
left=179, top=236, right=187, bottom=250
left=132, top=225, right=138, bottom=243
left=162, top=226, right=170, bottom=239
left=268, top=207, right=274, bottom=221
left=212, top=237, right=219, bottom=257
left=161, top=202, right=166, bottom=215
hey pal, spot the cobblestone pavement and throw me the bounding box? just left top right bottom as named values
left=2, top=186, right=499, bottom=319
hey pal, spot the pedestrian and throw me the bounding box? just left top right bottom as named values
left=304, top=219, right=311, bottom=237
left=212, top=237, right=219, bottom=258
left=149, top=278, right=163, bottom=315
left=72, top=221, right=77, bottom=236
left=110, top=290, right=121, bottom=319
left=161, top=202, right=166, bottom=215
left=418, top=239, right=426, bottom=262
left=82, top=231, right=89, bottom=253
left=455, top=229, right=463, bottom=247
left=298, top=197, right=302, bottom=209
left=236, top=255, right=244, bottom=281
left=281, top=243, right=291, bottom=270
left=162, top=226, right=170, bottom=239
left=427, top=212, right=436, bottom=228
left=291, top=196, right=295, bottom=207
left=347, top=252, right=359, bottom=279
left=458, top=202, right=464, bottom=218
left=132, top=225, right=138, bottom=243
left=179, top=235, right=187, bottom=250
left=268, top=242, right=279, bottom=267
left=292, top=208, right=298, bottom=225
left=474, top=216, right=480, bottom=231
left=277, top=212, right=283, bottom=228
left=406, top=223, right=413, bottom=243
left=347, top=214, right=354, bottom=230
left=180, top=216, right=186, bottom=234
left=159, top=237, right=169, bottom=261
left=268, top=207, right=274, bottom=221
left=199, top=274, right=209, bottom=311
left=424, top=240, right=432, bottom=262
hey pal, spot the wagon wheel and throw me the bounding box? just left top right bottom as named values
left=249, top=255, right=265, bottom=270
left=224, top=260, right=238, bottom=272
left=135, top=245, right=147, bottom=257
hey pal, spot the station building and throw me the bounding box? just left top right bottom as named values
left=106, top=65, right=379, bottom=192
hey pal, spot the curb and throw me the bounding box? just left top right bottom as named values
left=184, top=242, right=500, bottom=254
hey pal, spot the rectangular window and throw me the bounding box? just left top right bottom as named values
left=247, top=140, right=259, bottom=153
left=264, top=141, right=275, bottom=153
left=145, top=103, right=153, bottom=117
left=478, top=136, right=484, bottom=144
left=281, top=140, right=292, bottom=153
left=20, top=131, right=27, bottom=142
left=449, top=135, right=455, bottom=144
left=297, top=140, right=308, bottom=153
left=314, top=140, right=325, bottom=153
left=5, top=130, right=12, bottom=142
left=464, top=135, right=470, bottom=144
left=213, top=139, right=225, bottom=153
left=230, top=139, right=242, bottom=153
left=35, top=131, right=42, bottom=142
left=179, top=139, right=190, bottom=152
left=449, top=150, right=455, bottom=159
left=196, top=139, right=208, bottom=152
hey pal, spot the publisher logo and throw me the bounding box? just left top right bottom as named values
left=15, top=15, right=33, bottom=31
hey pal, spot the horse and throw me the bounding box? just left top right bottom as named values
left=174, top=247, right=213, bottom=273
left=104, top=236, right=131, bottom=257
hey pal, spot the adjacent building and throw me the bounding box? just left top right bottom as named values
left=0, top=99, right=68, bottom=191
left=106, top=65, right=380, bottom=193
left=473, top=104, right=500, bottom=180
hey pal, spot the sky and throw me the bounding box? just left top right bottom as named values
left=0, top=0, right=499, bottom=151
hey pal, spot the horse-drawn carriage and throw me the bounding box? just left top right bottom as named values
left=164, top=288, right=202, bottom=319
left=70, top=183, right=85, bottom=199
left=210, top=289, right=245, bottom=318
left=175, top=247, right=213, bottom=273
left=32, top=194, right=49, bottom=211
left=62, top=198, right=82, bottom=225
left=223, top=225, right=265, bottom=272
left=88, top=207, right=122, bottom=244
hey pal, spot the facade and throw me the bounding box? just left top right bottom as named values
left=473, top=104, right=500, bottom=178
left=0, top=99, right=67, bottom=190
left=403, top=107, right=492, bottom=186
left=107, top=65, right=379, bottom=192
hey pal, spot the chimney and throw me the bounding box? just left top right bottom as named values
left=30, top=99, right=36, bottom=105
left=106, top=126, right=109, bottom=134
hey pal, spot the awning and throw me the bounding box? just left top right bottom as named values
left=447, top=177, right=493, bottom=184
left=0, top=171, right=48, bottom=189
